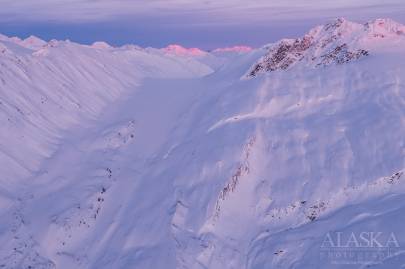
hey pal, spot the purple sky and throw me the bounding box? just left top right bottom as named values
left=1, top=0, right=405, bottom=49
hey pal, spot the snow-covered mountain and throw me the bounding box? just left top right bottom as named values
left=246, top=18, right=404, bottom=77
left=0, top=18, right=404, bottom=269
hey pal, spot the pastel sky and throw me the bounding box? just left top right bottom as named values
left=1, top=0, right=405, bottom=49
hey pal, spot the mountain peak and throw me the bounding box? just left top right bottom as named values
left=246, top=18, right=405, bottom=77
left=20, top=35, right=47, bottom=49
left=364, top=18, right=405, bottom=37
left=0, top=34, right=46, bottom=50
left=163, top=44, right=207, bottom=56
left=91, top=41, right=112, bottom=49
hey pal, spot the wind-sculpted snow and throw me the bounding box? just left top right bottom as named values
left=0, top=18, right=405, bottom=269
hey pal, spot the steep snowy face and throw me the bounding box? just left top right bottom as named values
left=165, top=19, right=405, bottom=269
left=247, top=18, right=405, bottom=77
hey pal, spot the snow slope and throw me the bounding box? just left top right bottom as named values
left=0, top=18, right=404, bottom=269
left=0, top=37, right=213, bottom=187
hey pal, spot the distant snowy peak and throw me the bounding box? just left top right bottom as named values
left=247, top=18, right=405, bottom=78
left=162, top=45, right=253, bottom=58
left=364, top=18, right=405, bottom=37
left=0, top=34, right=46, bottom=50
left=91, top=41, right=112, bottom=49
left=213, top=46, right=253, bottom=53
left=163, top=44, right=207, bottom=56
left=119, top=44, right=143, bottom=51
left=20, top=35, right=47, bottom=50
left=309, top=17, right=405, bottom=43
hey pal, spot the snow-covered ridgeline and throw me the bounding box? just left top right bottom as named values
left=247, top=18, right=405, bottom=77
left=0, top=37, right=214, bottom=187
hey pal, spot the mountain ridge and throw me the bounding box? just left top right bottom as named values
left=247, top=18, right=405, bottom=77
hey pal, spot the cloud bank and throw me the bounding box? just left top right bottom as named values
left=2, top=0, right=404, bottom=23
left=1, top=0, right=405, bottom=49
